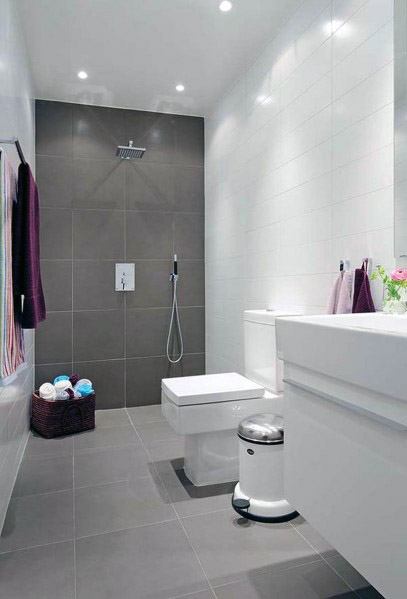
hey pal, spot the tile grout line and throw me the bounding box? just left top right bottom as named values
left=124, top=407, right=217, bottom=598
left=288, top=521, right=356, bottom=594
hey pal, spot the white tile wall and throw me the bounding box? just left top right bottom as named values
left=205, top=0, right=394, bottom=374
left=0, top=0, right=35, bottom=530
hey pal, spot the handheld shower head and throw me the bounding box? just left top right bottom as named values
left=116, top=140, right=146, bottom=160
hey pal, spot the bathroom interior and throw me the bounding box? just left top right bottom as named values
left=0, top=0, right=405, bottom=597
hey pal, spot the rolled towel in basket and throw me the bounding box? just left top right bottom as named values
left=55, top=379, right=73, bottom=393
left=39, top=382, right=57, bottom=401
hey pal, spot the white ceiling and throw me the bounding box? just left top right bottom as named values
left=17, top=0, right=300, bottom=116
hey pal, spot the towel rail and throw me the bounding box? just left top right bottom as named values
left=0, top=138, right=26, bottom=164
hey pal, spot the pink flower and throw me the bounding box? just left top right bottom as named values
left=391, top=268, right=407, bottom=281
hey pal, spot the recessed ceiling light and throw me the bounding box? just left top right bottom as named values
left=219, top=1, right=233, bottom=12
left=77, top=70, right=88, bottom=80
left=175, top=83, right=185, bottom=92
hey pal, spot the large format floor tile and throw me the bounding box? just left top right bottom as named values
left=181, top=510, right=320, bottom=587
left=12, top=455, right=73, bottom=497
left=95, top=407, right=130, bottom=428
left=74, top=444, right=151, bottom=488
left=75, top=478, right=175, bottom=537
left=0, top=490, right=73, bottom=553
left=325, top=553, right=384, bottom=598
left=290, top=517, right=335, bottom=556
left=147, top=437, right=185, bottom=461
left=24, top=431, right=74, bottom=458
left=213, top=560, right=356, bottom=599
left=0, top=407, right=383, bottom=599
left=76, top=520, right=210, bottom=599
left=134, top=419, right=180, bottom=447
left=156, top=458, right=235, bottom=518
left=126, top=404, right=164, bottom=425
left=73, top=424, right=141, bottom=453
left=0, top=541, right=75, bottom=599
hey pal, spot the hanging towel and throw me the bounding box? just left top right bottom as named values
left=0, top=150, right=25, bottom=380
left=12, top=162, right=46, bottom=328
left=336, top=270, right=353, bottom=314
left=352, top=259, right=375, bottom=313
left=327, top=273, right=343, bottom=314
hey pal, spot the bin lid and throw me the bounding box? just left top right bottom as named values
left=238, top=413, right=284, bottom=444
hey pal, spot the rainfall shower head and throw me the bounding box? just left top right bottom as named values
left=116, top=140, right=146, bottom=160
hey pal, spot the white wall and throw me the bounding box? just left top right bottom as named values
left=0, top=0, right=35, bottom=530
left=205, top=0, right=394, bottom=374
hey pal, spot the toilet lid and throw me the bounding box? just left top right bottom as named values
left=162, top=372, right=265, bottom=406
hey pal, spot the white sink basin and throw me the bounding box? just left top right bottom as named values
left=276, top=312, right=407, bottom=412
left=280, top=312, right=407, bottom=334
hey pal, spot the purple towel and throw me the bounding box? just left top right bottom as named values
left=12, top=163, right=46, bottom=328
left=352, top=260, right=375, bottom=313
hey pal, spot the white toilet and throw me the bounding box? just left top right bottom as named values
left=161, top=310, right=295, bottom=486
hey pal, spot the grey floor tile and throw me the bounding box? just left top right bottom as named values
left=156, top=458, right=234, bottom=518
left=95, top=408, right=129, bottom=428
left=135, top=420, right=180, bottom=447
left=76, top=520, right=209, bottom=599
left=213, top=560, right=355, bottom=599
left=181, top=510, right=320, bottom=587
left=173, top=593, right=214, bottom=599
left=126, top=404, right=164, bottom=425
left=73, top=424, right=140, bottom=453
left=0, top=541, right=75, bottom=599
left=24, top=431, right=74, bottom=458
left=290, top=517, right=335, bottom=557
left=148, top=437, right=185, bottom=462
left=75, top=477, right=175, bottom=537
left=0, top=490, right=73, bottom=553
left=74, top=444, right=150, bottom=488
left=357, top=587, right=385, bottom=598
left=12, top=454, right=73, bottom=497
left=325, top=553, right=384, bottom=598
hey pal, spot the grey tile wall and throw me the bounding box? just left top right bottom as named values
left=35, top=100, right=205, bottom=409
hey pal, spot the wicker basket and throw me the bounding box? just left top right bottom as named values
left=31, top=392, right=96, bottom=439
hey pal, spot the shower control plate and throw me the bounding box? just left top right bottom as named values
left=115, top=263, right=135, bottom=291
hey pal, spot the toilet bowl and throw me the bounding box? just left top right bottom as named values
left=161, top=310, right=296, bottom=486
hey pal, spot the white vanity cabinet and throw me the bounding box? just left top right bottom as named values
left=277, top=313, right=407, bottom=599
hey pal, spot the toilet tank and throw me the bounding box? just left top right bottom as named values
left=244, top=310, right=298, bottom=394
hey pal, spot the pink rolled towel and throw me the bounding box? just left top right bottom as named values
left=327, top=274, right=342, bottom=314
left=336, top=271, right=353, bottom=314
